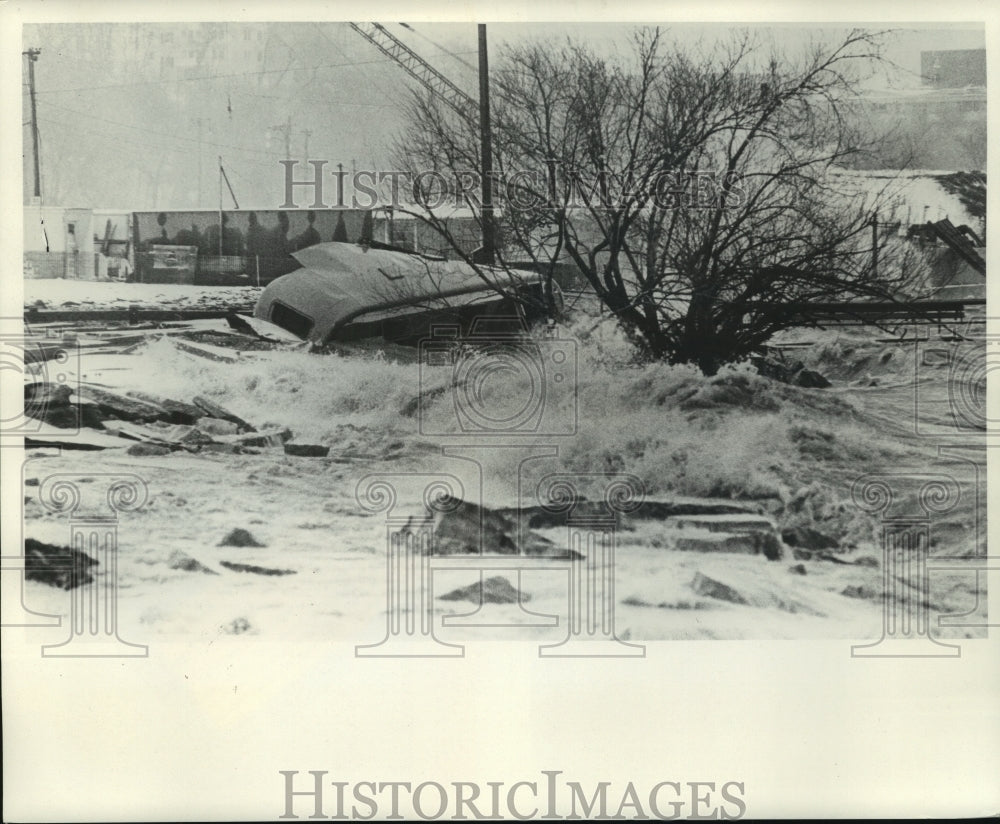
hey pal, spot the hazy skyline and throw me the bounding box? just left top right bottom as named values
left=21, top=22, right=986, bottom=209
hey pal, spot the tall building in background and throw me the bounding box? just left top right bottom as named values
left=921, top=48, right=987, bottom=88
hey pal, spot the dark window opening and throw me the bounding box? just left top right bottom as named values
left=269, top=302, right=314, bottom=339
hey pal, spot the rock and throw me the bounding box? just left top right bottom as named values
left=497, top=495, right=761, bottom=532
left=76, top=385, right=168, bottom=423
left=126, top=391, right=203, bottom=425
left=75, top=402, right=108, bottom=429
left=752, top=354, right=803, bottom=383
left=781, top=526, right=839, bottom=551
left=168, top=551, right=218, bottom=574
left=691, top=572, right=748, bottom=605
left=218, top=528, right=266, bottom=548
left=853, top=555, right=880, bottom=568
left=439, top=575, right=527, bottom=604
left=795, top=368, right=831, bottom=388
left=198, top=443, right=242, bottom=455
left=815, top=552, right=853, bottom=565
left=841, top=584, right=879, bottom=600
left=219, top=560, right=295, bottom=576
left=24, top=381, right=72, bottom=408
left=672, top=513, right=777, bottom=533
left=752, top=354, right=830, bottom=389
left=160, top=424, right=217, bottom=445
left=214, top=427, right=292, bottom=447
left=195, top=417, right=240, bottom=436
left=24, top=401, right=73, bottom=429
left=30, top=402, right=105, bottom=429
left=512, top=499, right=625, bottom=531
left=673, top=530, right=784, bottom=561
left=427, top=500, right=580, bottom=558
left=284, top=442, right=330, bottom=457
left=192, top=396, right=256, bottom=432
left=23, top=383, right=106, bottom=428
left=788, top=563, right=808, bottom=575
left=222, top=617, right=253, bottom=634
left=752, top=530, right=785, bottom=561
left=24, top=538, right=99, bottom=589
left=621, top=594, right=713, bottom=610
left=127, top=442, right=172, bottom=456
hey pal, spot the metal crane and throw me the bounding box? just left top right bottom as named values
left=349, top=22, right=496, bottom=263
left=348, top=23, right=477, bottom=121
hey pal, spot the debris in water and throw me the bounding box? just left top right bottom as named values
left=218, top=528, right=266, bottom=548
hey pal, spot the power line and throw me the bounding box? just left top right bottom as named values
left=31, top=55, right=404, bottom=95
left=400, top=24, right=478, bottom=73
left=36, top=98, right=279, bottom=158
left=227, top=81, right=472, bottom=108
left=34, top=112, right=279, bottom=170
left=313, top=23, right=402, bottom=105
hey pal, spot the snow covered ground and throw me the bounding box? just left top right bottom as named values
left=12, top=280, right=988, bottom=645
left=24, top=279, right=260, bottom=311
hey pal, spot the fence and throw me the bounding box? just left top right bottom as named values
left=134, top=251, right=299, bottom=285
left=24, top=251, right=97, bottom=280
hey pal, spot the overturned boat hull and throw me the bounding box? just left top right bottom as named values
left=254, top=242, right=549, bottom=345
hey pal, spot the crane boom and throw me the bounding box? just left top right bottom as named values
left=348, top=22, right=477, bottom=120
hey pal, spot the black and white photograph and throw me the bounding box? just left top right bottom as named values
left=2, top=1, right=997, bottom=820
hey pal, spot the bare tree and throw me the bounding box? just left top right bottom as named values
left=395, top=27, right=919, bottom=374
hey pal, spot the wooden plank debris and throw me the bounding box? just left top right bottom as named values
left=75, top=385, right=168, bottom=422
left=25, top=429, right=129, bottom=450
left=226, top=312, right=304, bottom=343
left=172, top=338, right=240, bottom=363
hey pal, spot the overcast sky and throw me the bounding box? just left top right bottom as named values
left=20, top=21, right=986, bottom=209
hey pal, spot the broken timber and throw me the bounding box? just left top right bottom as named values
left=24, top=305, right=254, bottom=324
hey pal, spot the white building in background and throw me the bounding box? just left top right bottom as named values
left=23, top=204, right=132, bottom=280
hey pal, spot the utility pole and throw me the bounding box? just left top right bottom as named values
left=269, top=117, right=292, bottom=160
left=476, top=24, right=495, bottom=265
left=192, top=117, right=205, bottom=207
left=218, top=156, right=224, bottom=260
left=23, top=48, right=42, bottom=200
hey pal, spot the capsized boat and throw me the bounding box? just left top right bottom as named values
left=253, top=242, right=551, bottom=345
